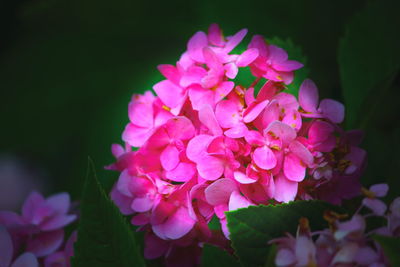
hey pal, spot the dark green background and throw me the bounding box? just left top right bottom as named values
left=1, top=0, right=399, bottom=200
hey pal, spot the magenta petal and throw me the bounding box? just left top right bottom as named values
left=26, top=230, right=64, bottom=257
left=22, top=192, right=44, bottom=222
left=308, top=120, right=334, bottom=144
left=224, top=62, right=238, bottom=79
left=199, top=105, right=222, bottom=136
left=40, top=215, right=76, bottom=231
left=224, top=123, right=248, bottom=138
left=11, top=253, right=38, bottom=267
left=233, top=171, right=257, bottom=184
left=273, top=60, right=303, bottom=71
left=180, top=66, right=207, bottom=87
left=215, top=100, right=241, bottom=128
left=208, top=23, right=224, bottom=47
left=224, top=28, right=247, bottom=53
left=197, top=155, right=224, bottom=181
left=187, top=31, right=208, bottom=62
left=186, top=134, right=214, bottom=162
left=163, top=207, right=196, bottom=240
left=214, top=81, right=235, bottom=103
left=265, top=120, right=297, bottom=144
left=165, top=116, right=195, bottom=140
left=128, top=101, right=153, bottom=129
left=274, top=174, right=298, bottom=203
left=299, top=79, right=319, bottom=113
left=236, top=48, right=259, bottom=67
left=153, top=80, right=183, bottom=109
left=370, top=184, right=389, bottom=197
left=205, top=178, right=237, bottom=205
left=362, top=198, right=387, bottom=216
left=166, top=162, right=196, bottom=182
left=268, top=45, right=288, bottom=62
left=157, top=64, right=180, bottom=85
left=116, top=170, right=133, bottom=197
left=0, top=226, right=13, bottom=267
left=229, top=191, right=252, bottom=211
left=144, top=233, right=169, bottom=259
left=244, top=130, right=264, bottom=146
left=243, top=99, right=269, bottom=123
left=245, top=87, right=255, bottom=105
left=319, top=99, right=345, bottom=123
left=284, top=153, right=306, bottom=182
left=188, top=84, right=214, bottom=111
left=160, top=145, right=180, bottom=171
left=289, top=140, right=313, bottom=166
left=110, top=186, right=134, bottom=215
left=122, top=123, right=152, bottom=147
left=253, top=146, right=277, bottom=170
left=261, top=100, right=280, bottom=129
left=131, top=196, right=153, bottom=213
left=45, top=193, right=70, bottom=215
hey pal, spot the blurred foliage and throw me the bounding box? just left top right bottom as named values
left=1, top=0, right=399, bottom=202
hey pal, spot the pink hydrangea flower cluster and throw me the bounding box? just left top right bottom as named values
left=107, top=24, right=366, bottom=266
left=0, top=191, right=77, bottom=267
left=272, top=184, right=398, bottom=267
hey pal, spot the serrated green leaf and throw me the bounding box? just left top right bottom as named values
left=226, top=200, right=340, bottom=267
left=268, top=37, right=309, bottom=97
left=201, top=244, right=240, bottom=267
left=338, top=0, right=400, bottom=128
left=72, top=159, right=146, bottom=267
left=373, top=235, right=400, bottom=266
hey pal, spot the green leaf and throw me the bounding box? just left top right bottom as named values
left=201, top=244, right=240, bottom=267
left=338, top=0, right=400, bottom=128
left=373, top=235, right=400, bottom=266
left=72, top=159, right=146, bottom=267
left=226, top=200, right=340, bottom=267
left=268, top=37, right=309, bottom=98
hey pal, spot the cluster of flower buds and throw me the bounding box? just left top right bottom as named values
left=0, top=192, right=77, bottom=267
left=107, top=24, right=366, bottom=266
left=272, top=184, right=399, bottom=267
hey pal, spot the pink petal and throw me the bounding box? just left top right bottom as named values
left=187, top=31, right=208, bottom=62
left=131, top=196, right=154, bottom=213
left=265, top=120, right=297, bottom=144
left=308, top=120, right=334, bottom=144
left=299, top=79, right=319, bottom=113
left=199, top=105, right=222, bottom=136
left=26, top=230, right=64, bottom=257
left=180, top=66, right=207, bottom=87
left=248, top=35, right=267, bottom=57
left=157, top=64, right=180, bottom=85
left=243, top=100, right=269, bottom=123
left=229, top=191, right=252, bottom=211
left=245, top=87, right=255, bottom=106
left=111, top=144, right=124, bottom=158
left=166, top=162, right=196, bottom=182
left=319, top=99, right=345, bottom=123
left=268, top=45, right=288, bottom=62
left=261, top=100, right=280, bottom=129
left=188, top=84, right=215, bottom=111
left=282, top=109, right=302, bottom=131
left=122, top=123, right=152, bottom=147
left=197, top=155, right=224, bottom=181
left=224, top=62, right=238, bottom=79
left=0, top=226, right=13, bottom=267
left=236, top=48, right=259, bottom=67
left=289, top=140, right=313, bottom=166
left=116, top=170, right=133, bottom=197
left=295, top=236, right=316, bottom=266
left=275, top=248, right=296, bottom=266
left=110, top=186, right=134, bottom=215
left=370, top=184, right=389, bottom=197
left=274, top=92, right=299, bottom=111
left=273, top=60, right=303, bottom=71
left=362, top=198, right=387, bottom=216
left=153, top=80, right=184, bottom=109
left=215, top=100, right=241, bottom=128
left=257, top=81, right=277, bottom=101
left=165, top=116, right=195, bottom=140
left=144, top=233, right=169, bottom=259
left=233, top=171, right=257, bottom=184
left=11, top=253, right=38, bottom=267
left=224, top=28, right=247, bottom=53
left=205, top=178, right=237, bottom=205
left=253, top=146, right=277, bottom=170
left=274, top=174, right=298, bottom=203
left=284, top=153, right=306, bottom=182
left=208, top=23, right=224, bottom=47
left=22, top=192, right=44, bottom=222
left=131, top=213, right=150, bottom=226
left=244, top=130, right=264, bottom=146
left=45, top=193, right=70, bottom=216
left=186, top=135, right=214, bottom=162
left=128, top=99, right=154, bottom=129
left=214, top=81, right=235, bottom=103
left=224, top=123, right=248, bottom=138
left=40, top=215, right=76, bottom=231
left=163, top=207, right=196, bottom=240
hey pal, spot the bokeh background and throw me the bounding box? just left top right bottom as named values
left=1, top=0, right=399, bottom=210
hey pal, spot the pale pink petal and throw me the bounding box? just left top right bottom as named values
left=26, top=230, right=64, bottom=257
left=197, top=155, right=224, bottom=181
left=362, top=198, right=387, bottom=216
left=205, top=178, right=237, bottom=205
left=110, top=186, right=134, bottom=215
left=188, top=84, right=215, bottom=111
left=289, top=140, right=313, bottom=166
left=163, top=207, right=196, bottom=240
left=228, top=191, right=252, bottom=211
left=178, top=52, right=195, bottom=70
left=203, top=47, right=222, bottom=70
left=131, top=196, right=154, bottom=213
left=11, top=253, right=38, bottom=267
left=111, top=144, right=125, bottom=158
left=253, top=146, right=277, bottom=170
left=244, top=130, right=264, bottom=146
left=275, top=248, right=296, bottom=266
left=236, top=48, right=259, bottom=67
left=331, top=243, right=359, bottom=264
left=299, top=79, right=319, bottom=113
left=319, top=99, right=345, bottom=123
left=224, top=123, right=248, bottom=138
left=214, top=81, right=235, bottom=103
left=0, top=226, right=13, bottom=267
left=166, top=162, right=196, bottom=182
left=274, top=174, right=298, bottom=203
left=122, top=123, right=152, bottom=147
left=199, top=105, right=222, bottom=136
left=370, top=184, right=389, bottom=197
left=186, top=135, right=214, bottom=162
left=208, top=23, right=224, bottom=47
left=243, top=100, right=269, bottom=123
left=153, top=80, right=183, bottom=109
left=284, top=153, right=306, bottom=182
left=224, top=62, right=238, bottom=79
left=224, top=29, right=247, bottom=53
left=187, top=31, right=208, bottom=62
left=295, top=236, right=316, bottom=266
left=265, top=120, right=297, bottom=144
left=215, top=100, right=241, bottom=128
left=354, top=246, right=379, bottom=265
left=233, top=171, right=257, bottom=184
left=116, top=170, right=133, bottom=197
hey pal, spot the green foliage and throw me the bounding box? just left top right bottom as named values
left=268, top=37, right=309, bottom=97
left=373, top=235, right=400, bottom=266
left=201, top=244, right=240, bottom=267
left=226, top=200, right=340, bottom=267
left=72, top=159, right=146, bottom=267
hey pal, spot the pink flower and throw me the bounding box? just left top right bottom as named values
left=361, top=184, right=389, bottom=216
